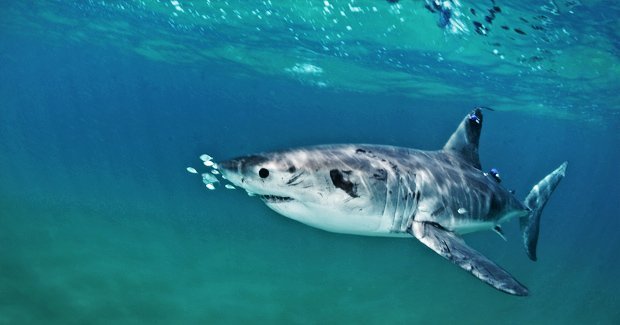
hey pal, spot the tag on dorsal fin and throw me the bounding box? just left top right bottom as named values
left=493, top=225, right=507, bottom=241
left=443, top=108, right=483, bottom=169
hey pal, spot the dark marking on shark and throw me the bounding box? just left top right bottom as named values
left=286, top=171, right=304, bottom=185
left=373, top=168, right=388, bottom=181
left=330, top=169, right=359, bottom=198
left=387, top=160, right=399, bottom=172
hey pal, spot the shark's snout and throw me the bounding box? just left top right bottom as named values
left=218, top=159, right=243, bottom=185
left=218, top=155, right=273, bottom=188
left=218, top=158, right=241, bottom=173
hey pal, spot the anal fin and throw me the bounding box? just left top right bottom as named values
left=409, top=222, right=528, bottom=296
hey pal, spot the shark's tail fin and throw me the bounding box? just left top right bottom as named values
left=520, top=162, right=568, bottom=261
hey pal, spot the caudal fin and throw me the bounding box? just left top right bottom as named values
left=520, top=162, right=568, bottom=261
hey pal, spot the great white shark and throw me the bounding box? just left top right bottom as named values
left=217, top=108, right=567, bottom=296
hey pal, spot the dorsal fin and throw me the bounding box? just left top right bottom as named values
left=443, top=108, right=483, bottom=169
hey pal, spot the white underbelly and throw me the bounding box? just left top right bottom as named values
left=296, top=214, right=406, bottom=237
left=267, top=203, right=408, bottom=237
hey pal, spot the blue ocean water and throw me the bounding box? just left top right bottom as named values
left=1, top=1, right=619, bottom=323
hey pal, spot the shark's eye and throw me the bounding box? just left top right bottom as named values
left=259, top=168, right=270, bottom=178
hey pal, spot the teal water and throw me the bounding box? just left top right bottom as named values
left=1, top=1, right=619, bottom=323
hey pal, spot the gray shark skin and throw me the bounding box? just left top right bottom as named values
left=218, top=108, right=567, bottom=296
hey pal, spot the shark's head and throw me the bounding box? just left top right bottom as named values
left=218, top=146, right=389, bottom=234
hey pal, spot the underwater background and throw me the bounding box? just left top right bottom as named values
left=1, top=0, right=619, bottom=323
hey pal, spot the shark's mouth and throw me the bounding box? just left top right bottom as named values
left=260, top=195, right=294, bottom=203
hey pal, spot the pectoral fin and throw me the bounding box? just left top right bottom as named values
left=409, top=221, right=528, bottom=296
